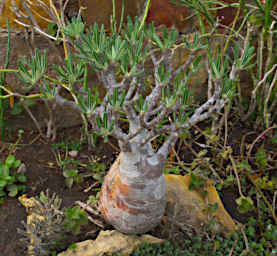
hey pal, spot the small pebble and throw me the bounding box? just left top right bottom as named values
left=69, top=150, right=78, bottom=158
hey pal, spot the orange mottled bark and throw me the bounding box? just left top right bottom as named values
left=99, top=152, right=166, bottom=234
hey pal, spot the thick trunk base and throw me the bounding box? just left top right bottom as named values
left=99, top=153, right=166, bottom=234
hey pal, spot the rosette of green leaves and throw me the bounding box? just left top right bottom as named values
left=39, top=80, right=57, bottom=101
left=77, top=88, right=100, bottom=117
left=74, top=24, right=113, bottom=70
left=183, top=32, right=207, bottom=52
left=17, top=49, right=47, bottom=89
left=53, top=53, right=85, bottom=86
left=62, top=17, right=85, bottom=40
left=95, top=112, right=115, bottom=143
left=74, top=18, right=150, bottom=75
left=108, top=87, right=126, bottom=110
left=232, top=43, right=256, bottom=70
left=146, top=24, right=178, bottom=51
left=209, top=52, right=229, bottom=80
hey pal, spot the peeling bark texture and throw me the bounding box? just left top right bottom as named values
left=99, top=152, right=166, bottom=234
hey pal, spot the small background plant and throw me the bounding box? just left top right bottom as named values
left=0, top=129, right=27, bottom=204
left=0, top=154, right=27, bottom=204
left=18, top=190, right=89, bottom=256
left=64, top=205, right=88, bottom=235
left=126, top=213, right=277, bottom=256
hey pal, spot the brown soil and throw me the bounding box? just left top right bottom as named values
left=0, top=21, right=275, bottom=256
left=1, top=122, right=268, bottom=255
left=0, top=126, right=118, bottom=255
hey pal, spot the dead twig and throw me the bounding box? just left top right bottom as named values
left=86, top=215, right=105, bottom=229
left=240, top=131, right=256, bottom=157
left=246, top=125, right=277, bottom=162
left=75, top=201, right=105, bottom=229
left=229, top=155, right=244, bottom=198
left=227, top=236, right=238, bottom=256
left=240, top=225, right=249, bottom=252
left=21, top=99, right=44, bottom=138
left=273, top=191, right=277, bottom=214
left=75, top=200, right=101, bottom=217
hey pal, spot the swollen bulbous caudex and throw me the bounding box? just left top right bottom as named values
left=99, top=152, right=166, bottom=234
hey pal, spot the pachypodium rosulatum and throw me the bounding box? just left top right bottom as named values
left=16, top=16, right=253, bottom=234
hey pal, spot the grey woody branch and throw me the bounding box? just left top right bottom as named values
left=89, top=42, right=227, bottom=156
left=156, top=79, right=227, bottom=159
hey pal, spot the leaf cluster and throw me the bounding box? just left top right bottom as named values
left=64, top=205, right=88, bottom=235
left=62, top=17, right=85, bottom=40
left=18, top=190, right=67, bottom=256
left=18, top=191, right=89, bottom=255
left=125, top=215, right=277, bottom=255
left=74, top=17, right=151, bottom=75
left=17, top=49, right=47, bottom=88
left=53, top=53, right=84, bottom=85
left=0, top=155, right=26, bottom=204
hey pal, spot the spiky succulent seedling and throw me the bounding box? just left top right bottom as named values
left=18, top=191, right=66, bottom=256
